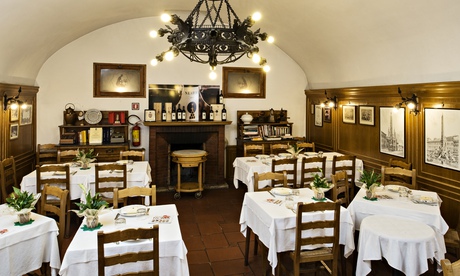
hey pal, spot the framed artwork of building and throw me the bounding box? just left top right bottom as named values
left=425, top=108, right=460, bottom=171
left=379, top=106, right=405, bottom=158
left=314, top=105, right=322, bottom=127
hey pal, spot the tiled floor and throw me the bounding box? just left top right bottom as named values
left=62, top=184, right=453, bottom=276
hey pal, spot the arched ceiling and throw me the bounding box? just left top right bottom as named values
left=2, top=0, right=460, bottom=88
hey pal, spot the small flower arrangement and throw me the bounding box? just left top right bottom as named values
left=73, top=184, right=108, bottom=217
left=359, top=169, right=381, bottom=192
left=286, top=143, right=304, bottom=158
left=74, top=148, right=97, bottom=165
left=6, top=186, right=40, bottom=212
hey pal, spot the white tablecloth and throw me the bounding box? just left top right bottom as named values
left=21, top=161, right=152, bottom=200
left=0, top=204, right=61, bottom=276
left=239, top=188, right=355, bottom=274
left=59, top=204, right=189, bottom=276
left=357, top=215, right=445, bottom=276
left=233, top=152, right=363, bottom=192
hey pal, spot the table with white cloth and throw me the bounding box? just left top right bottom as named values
left=0, top=204, right=61, bottom=276
left=233, top=152, right=364, bottom=192
left=59, top=204, right=189, bottom=276
left=20, top=161, right=152, bottom=200
left=239, top=188, right=355, bottom=274
left=357, top=215, right=445, bottom=276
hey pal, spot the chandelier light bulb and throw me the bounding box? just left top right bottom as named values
left=263, top=65, right=271, bottom=72
left=150, top=59, right=158, bottom=66
left=209, top=71, right=217, bottom=80
left=161, top=13, right=172, bottom=22
left=164, top=51, right=174, bottom=61
left=252, top=12, right=262, bottom=21
left=252, top=53, right=261, bottom=63
left=267, top=36, right=275, bottom=43
left=149, top=30, right=158, bottom=38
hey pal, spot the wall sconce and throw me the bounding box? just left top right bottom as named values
left=394, top=87, right=419, bottom=116
left=3, top=87, right=26, bottom=111
left=320, top=90, right=338, bottom=109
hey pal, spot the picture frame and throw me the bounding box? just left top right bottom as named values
left=314, top=105, right=323, bottom=127
left=10, top=123, right=18, bottom=140
left=222, top=67, right=266, bottom=98
left=10, top=108, right=18, bottom=121
left=323, top=107, right=331, bottom=123
left=93, top=63, right=146, bottom=98
left=379, top=106, right=405, bottom=158
left=359, top=106, right=375, bottom=126
left=144, top=109, right=156, bottom=122
left=342, top=105, right=356, bottom=124
left=20, top=104, right=32, bottom=125
left=424, top=108, right=460, bottom=171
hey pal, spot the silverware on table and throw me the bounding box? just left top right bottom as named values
left=114, top=212, right=120, bottom=220
left=268, top=190, right=276, bottom=198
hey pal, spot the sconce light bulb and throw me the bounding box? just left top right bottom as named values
left=164, top=51, right=174, bottom=61
left=149, top=30, right=158, bottom=38
left=263, top=64, right=271, bottom=72
left=150, top=59, right=158, bottom=66
left=21, top=103, right=27, bottom=109
left=252, top=53, right=261, bottom=64
left=10, top=102, right=18, bottom=110
left=407, top=101, right=415, bottom=110
left=267, top=36, right=275, bottom=43
left=328, top=101, right=335, bottom=108
left=161, top=13, right=172, bottom=23
left=252, top=12, right=262, bottom=21
left=320, top=102, right=326, bottom=108
left=209, top=71, right=217, bottom=80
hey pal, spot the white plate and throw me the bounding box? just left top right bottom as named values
left=84, top=109, right=103, bottom=125
left=386, top=185, right=405, bottom=192
left=116, top=160, right=133, bottom=165
left=119, top=205, right=148, bottom=217
left=255, top=154, right=270, bottom=159
left=278, top=153, right=291, bottom=158
left=271, top=187, right=292, bottom=196
left=305, top=152, right=317, bottom=156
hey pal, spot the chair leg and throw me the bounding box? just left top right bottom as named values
left=244, top=227, right=252, bottom=266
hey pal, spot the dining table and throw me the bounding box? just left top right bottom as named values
left=233, top=151, right=364, bottom=192
left=239, top=188, right=355, bottom=274
left=0, top=204, right=61, bottom=276
left=59, top=204, right=189, bottom=276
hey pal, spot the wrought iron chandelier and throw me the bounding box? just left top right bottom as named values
left=150, top=0, right=274, bottom=78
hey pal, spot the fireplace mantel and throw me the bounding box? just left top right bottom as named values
left=147, top=121, right=232, bottom=190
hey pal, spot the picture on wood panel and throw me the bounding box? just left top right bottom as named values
left=379, top=107, right=405, bottom=158
left=10, top=108, right=18, bottom=121
left=20, top=104, right=32, bottom=125
left=359, top=106, right=375, bottom=126
left=323, top=107, right=331, bottom=123
left=342, top=105, right=356, bottom=124
left=425, top=108, right=460, bottom=171
left=10, top=123, right=18, bottom=140
left=314, top=105, right=322, bottom=127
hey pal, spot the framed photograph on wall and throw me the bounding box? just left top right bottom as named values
left=222, top=67, right=266, bottom=98
left=342, top=105, right=356, bottom=124
left=359, top=106, right=375, bottom=126
left=10, top=108, right=19, bottom=121
left=20, top=104, right=32, bottom=125
left=10, top=123, right=18, bottom=140
left=314, top=105, right=323, bottom=127
left=144, top=109, right=156, bottom=122
left=425, top=108, right=460, bottom=171
left=323, top=107, right=331, bottom=123
left=379, top=106, right=405, bottom=158
left=93, top=63, right=146, bottom=98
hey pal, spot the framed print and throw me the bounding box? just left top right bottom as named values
left=359, top=106, right=375, bottom=126
left=314, top=105, right=323, bottom=127
left=342, top=105, right=356, bottom=124
left=222, top=67, right=266, bottom=98
left=380, top=106, right=405, bottom=158
left=93, top=63, right=146, bottom=98
left=10, top=108, right=18, bottom=121
left=10, top=123, right=18, bottom=140
left=323, top=107, right=331, bottom=123
left=20, top=104, right=32, bottom=125
left=425, top=108, right=460, bottom=171
left=144, top=109, right=156, bottom=122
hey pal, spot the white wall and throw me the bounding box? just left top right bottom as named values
left=36, top=17, right=307, bottom=156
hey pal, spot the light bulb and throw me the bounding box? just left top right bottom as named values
left=407, top=101, right=415, bottom=110
left=149, top=30, right=158, bottom=38
left=150, top=59, right=158, bottom=66
left=10, top=102, right=18, bottom=110
left=161, top=13, right=172, bottom=22
left=209, top=71, right=217, bottom=80
left=267, top=36, right=275, bottom=43
left=252, top=54, right=261, bottom=63
left=252, top=12, right=262, bottom=21
left=328, top=101, right=335, bottom=108
left=263, top=65, right=271, bottom=72
left=320, top=102, right=325, bottom=108
left=164, top=51, right=174, bottom=61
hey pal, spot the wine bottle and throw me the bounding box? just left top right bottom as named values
left=221, top=104, right=227, bottom=121
left=171, top=105, right=176, bottom=121
left=209, top=105, right=214, bottom=121
left=218, top=90, right=224, bottom=104
left=177, top=105, right=182, bottom=121
left=161, top=104, right=167, bottom=122
left=201, top=105, right=207, bottom=121
left=181, top=105, right=186, bottom=121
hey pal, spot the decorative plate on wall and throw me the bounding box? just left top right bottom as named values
left=84, top=109, right=103, bottom=125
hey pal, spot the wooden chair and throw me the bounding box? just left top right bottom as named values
left=279, top=201, right=341, bottom=276
left=272, top=158, right=298, bottom=188
left=97, top=225, right=159, bottom=276
left=0, top=156, right=18, bottom=204
left=381, top=166, right=417, bottom=189
left=270, top=143, right=289, bottom=155
left=388, top=158, right=412, bottom=170
left=113, top=185, right=156, bottom=209
left=244, top=144, right=265, bottom=157
left=36, top=164, right=71, bottom=237
left=331, top=170, right=350, bottom=207
left=297, top=142, right=315, bottom=152
left=57, top=149, right=79, bottom=163
left=299, top=156, right=326, bottom=188
left=332, top=155, right=356, bottom=198
left=40, top=184, right=69, bottom=255
left=95, top=163, right=127, bottom=206
left=441, top=259, right=460, bottom=276
left=119, top=149, right=145, bottom=161
left=445, top=213, right=460, bottom=258
left=37, top=144, right=58, bottom=165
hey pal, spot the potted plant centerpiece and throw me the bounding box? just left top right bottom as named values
left=74, top=148, right=97, bottom=169
left=286, top=143, right=304, bottom=158
left=359, top=169, right=381, bottom=199
left=73, top=184, right=108, bottom=228
left=310, top=169, right=333, bottom=200
left=6, top=187, right=40, bottom=224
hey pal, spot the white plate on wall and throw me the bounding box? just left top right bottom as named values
left=84, top=109, right=103, bottom=125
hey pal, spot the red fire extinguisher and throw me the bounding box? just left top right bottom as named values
left=128, top=115, right=142, bottom=147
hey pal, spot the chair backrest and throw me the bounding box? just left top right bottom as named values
left=113, top=185, right=156, bottom=209
left=270, top=143, right=289, bottom=155
left=297, top=142, right=315, bottom=152
left=0, top=156, right=18, bottom=204
left=40, top=184, right=69, bottom=254
left=300, top=156, right=326, bottom=188
left=37, top=144, right=58, bottom=165
left=331, top=170, right=350, bottom=206
left=57, top=149, right=79, bottom=163
left=95, top=163, right=127, bottom=205
left=254, top=171, right=287, bottom=191
left=388, top=158, right=412, bottom=170
left=272, top=158, right=298, bottom=188
left=381, top=166, right=417, bottom=189
left=97, top=226, right=159, bottom=276
left=244, top=144, right=265, bottom=157
left=441, top=259, right=460, bottom=276
left=119, top=149, right=145, bottom=161
left=332, top=155, right=356, bottom=197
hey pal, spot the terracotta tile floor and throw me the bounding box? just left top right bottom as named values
left=61, top=184, right=453, bottom=276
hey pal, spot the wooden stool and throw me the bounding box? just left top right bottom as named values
left=171, top=149, right=207, bottom=199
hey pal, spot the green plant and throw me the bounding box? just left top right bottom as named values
left=286, top=143, right=304, bottom=157
left=310, top=169, right=330, bottom=189
left=359, top=169, right=381, bottom=190
left=74, top=148, right=97, bottom=164
left=6, top=187, right=37, bottom=211
left=74, top=184, right=108, bottom=214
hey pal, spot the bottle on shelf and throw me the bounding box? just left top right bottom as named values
left=181, top=105, right=186, bottom=121
left=222, top=104, right=227, bottom=121
left=209, top=105, right=214, bottom=121
left=201, top=105, right=207, bottom=121
left=177, top=105, right=182, bottom=121
left=172, top=105, right=176, bottom=121
left=218, top=90, right=224, bottom=104
left=161, top=104, right=167, bottom=122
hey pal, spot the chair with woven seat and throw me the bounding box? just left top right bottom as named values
left=381, top=166, right=417, bottom=190
left=272, top=158, right=298, bottom=188
left=332, top=155, right=356, bottom=198
left=57, top=149, right=79, bottom=163
left=97, top=225, right=159, bottom=276
left=279, top=201, right=341, bottom=276
left=442, top=259, right=460, bottom=276
left=37, top=144, right=58, bottom=165
left=270, top=143, right=289, bottom=155
left=299, top=156, right=326, bottom=188
left=331, top=170, right=350, bottom=207
left=119, top=149, right=145, bottom=161
left=113, top=185, right=156, bottom=209
left=0, top=156, right=18, bottom=204
left=95, top=163, right=127, bottom=206
left=297, top=142, right=315, bottom=152
left=244, top=144, right=265, bottom=157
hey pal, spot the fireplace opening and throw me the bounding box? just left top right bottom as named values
left=170, top=143, right=206, bottom=186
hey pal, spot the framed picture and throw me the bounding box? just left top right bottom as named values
left=10, top=123, right=18, bottom=140
left=323, top=107, right=331, bottom=123
left=222, top=67, right=266, bottom=98
left=93, top=63, right=146, bottom=98
left=425, top=108, right=460, bottom=171
left=342, top=105, right=356, bottom=124
left=314, top=105, right=323, bottom=127
left=20, top=104, right=32, bottom=125
left=380, top=106, right=405, bottom=158
left=359, top=106, right=375, bottom=126
left=10, top=108, right=18, bottom=121
left=144, top=109, right=156, bottom=122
